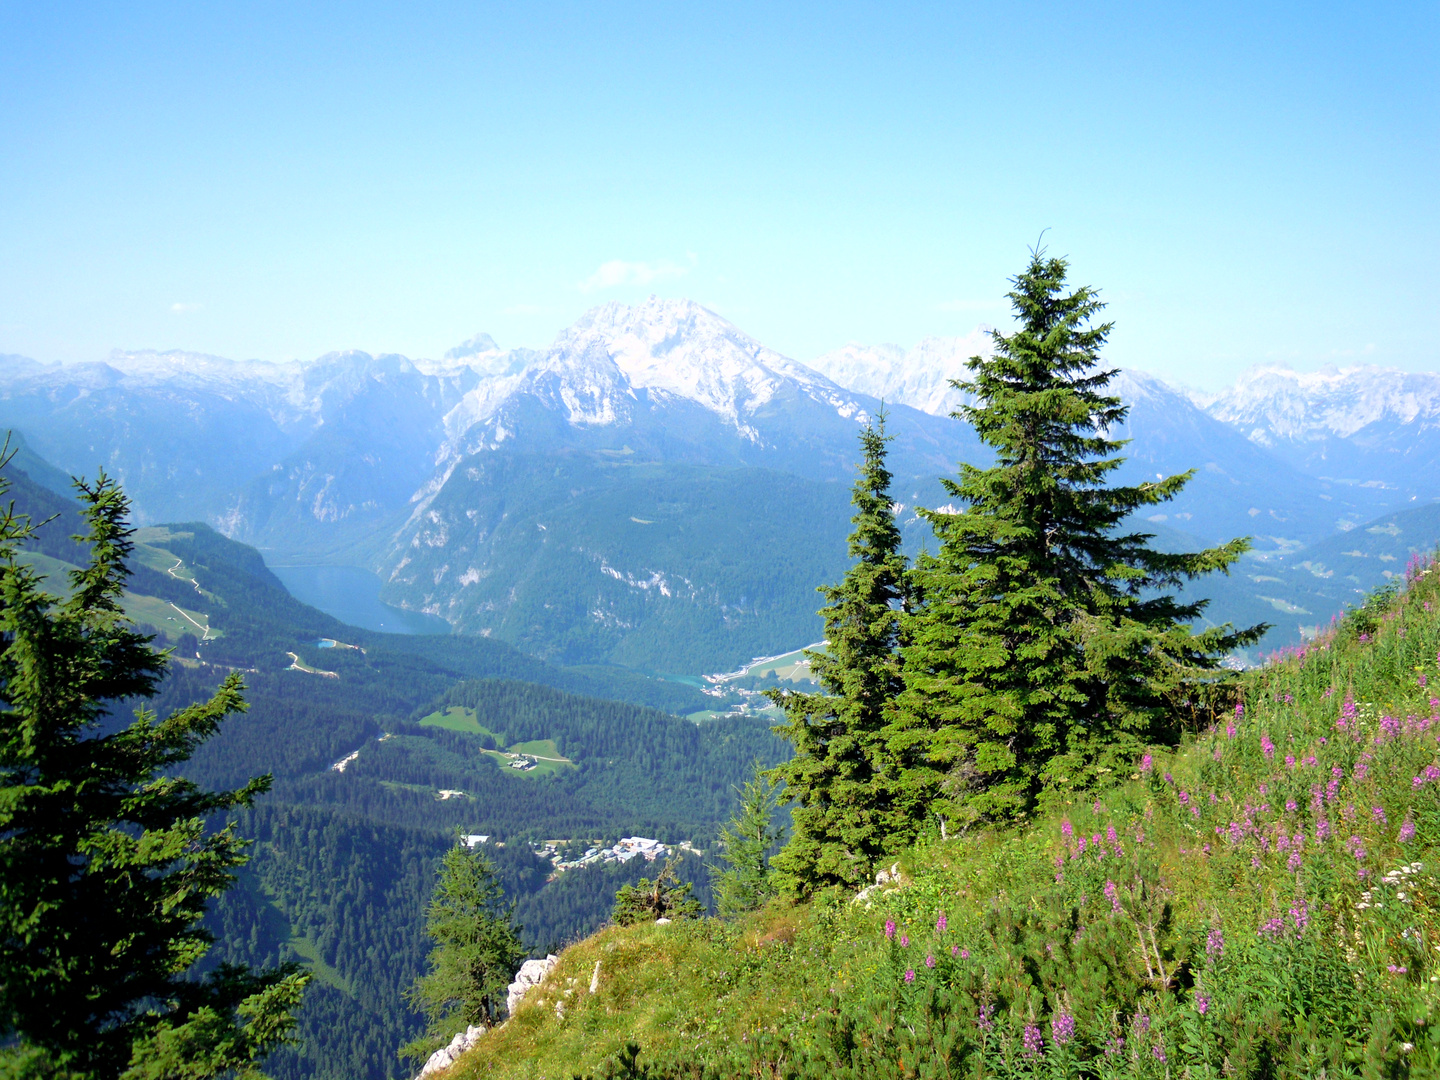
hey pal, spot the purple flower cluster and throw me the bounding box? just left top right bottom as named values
left=1289, top=898, right=1310, bottom=933
left=976, top=1002, right=994, bottom=1033
left=1206, top=928, right=1225, bottom=957
left=1051, top=1011, right=1075, bottom=1045
left=1022, top=1023, right=1044, bottom=1059
left=1104, top=880, right=1122, bottom=913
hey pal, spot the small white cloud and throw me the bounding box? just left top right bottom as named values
left=935, top=299, right=1000, bottom=313
left=579, top=254, right=696, bottom=293
left=170, top=302, right=202, bottom=313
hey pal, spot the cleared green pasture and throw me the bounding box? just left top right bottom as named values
left=120, top=593, right=219, bottom=639
left=17, top=550, right=218, bottom=640
left=743, top=644, right=821, bottom=684
left=489, top=740, right=575, bottom=778
left=417, top=709, right=576, bottom=776
left=418, top=705, right=496, bottom=738
left=16, top=551, right=80, bottom=594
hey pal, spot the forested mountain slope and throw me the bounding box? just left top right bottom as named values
left=5, top=464, right=787, bottom=1080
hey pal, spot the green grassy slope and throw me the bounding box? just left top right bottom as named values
left=451, top=558, right=1440, bottom=1079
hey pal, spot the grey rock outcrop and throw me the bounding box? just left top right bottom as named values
left=506, top=954, right=559, bottom=1016
left=854, top=862, right=902, bottom=905
left=416, top=1024, right=486, bottom=1079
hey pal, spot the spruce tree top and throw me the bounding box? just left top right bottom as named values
left=894, top=249, right=1264, bottom=821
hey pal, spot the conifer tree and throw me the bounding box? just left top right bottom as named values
left=403, top=842, right=524, bottom=1059
left=0, top=462, right=307, bottom=1079
left=767, top=416, right=908, bottom=893
left=891, top=249, right=1264, bottom=823
left=709, top=762, right=783, bottom=917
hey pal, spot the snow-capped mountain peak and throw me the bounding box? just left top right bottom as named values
left=551, top=297, right=835, bottom=429
left=1206, top=363, right=1440, bottom=442
left=436, top=297, right=875, bottom=451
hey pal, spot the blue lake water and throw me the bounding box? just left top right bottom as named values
left=268, top=564, right=452, bottom=636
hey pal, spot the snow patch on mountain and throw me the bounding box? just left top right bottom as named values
left=435, top=297, right=874, bottom=452
left=1205, top=364, right=1440, bottom=444
left=808, top=331, right=992, bottom=417
left=809, top=332, right=1180, bottom=426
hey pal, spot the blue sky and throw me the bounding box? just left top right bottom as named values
left=1, top=2, right=1434, bottom=387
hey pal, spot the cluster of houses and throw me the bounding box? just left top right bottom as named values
left=532, top=835, right=703, bottom=874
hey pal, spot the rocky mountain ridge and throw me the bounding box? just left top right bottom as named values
left=3, top=303, right=1437, bottom=669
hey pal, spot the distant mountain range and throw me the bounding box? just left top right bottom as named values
left=4, top=300, right=1439, bottom=668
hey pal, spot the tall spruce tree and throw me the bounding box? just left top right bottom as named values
left=0, top=464, right=307, bottom=1079
left=891, top=250, right=1264, bottom=823
left=767, top=416, right=908, bottom=894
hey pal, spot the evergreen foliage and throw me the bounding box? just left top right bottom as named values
left=611, top=858, right=703, bottom=926
left=891, top=249, right=1265, bottom=822
left=0, top=463, right=306, bottom=1079
left=768, top=417, right=909, bottom=893
left=401, top=844, right=524, bottom=1063
left=709, top=763, right=783, bottom=918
